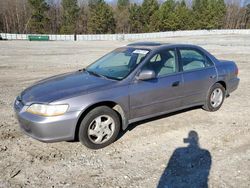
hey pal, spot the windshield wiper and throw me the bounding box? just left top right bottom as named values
left=85, top=69, right=120, bottom=81
left=103, top=75, right=121, bottom=81
left=85, top=69, right=102, bottom=77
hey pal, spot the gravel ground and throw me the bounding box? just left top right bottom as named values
left=0, top=34, right=250, bottom=188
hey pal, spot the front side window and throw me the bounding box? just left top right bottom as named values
left=179, top=49, right=207, bottom=71
left=142, top=49, right=177, bottom=77
left=86, top=47, right=149, bottom=80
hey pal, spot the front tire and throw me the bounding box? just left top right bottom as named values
left=203, top=83, right=225, bottom=112
left=78, top=106, right=120, bottom=149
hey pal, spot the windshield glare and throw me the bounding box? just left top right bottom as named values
left=86, top=47, right=149, bottom=80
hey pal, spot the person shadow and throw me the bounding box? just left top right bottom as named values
left=157, top=131, right=212, bottom=188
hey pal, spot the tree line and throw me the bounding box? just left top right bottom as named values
left=0, top=0, right=249, bottom=34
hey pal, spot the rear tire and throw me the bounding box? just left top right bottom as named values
left=203, top=83, right=225, bottom=112
left=78, top=106, right=120, bottom=149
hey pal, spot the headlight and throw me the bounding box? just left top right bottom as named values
left=26, top=104, right=69, bottom=116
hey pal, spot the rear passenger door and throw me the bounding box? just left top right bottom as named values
left=178, top=47, right=217, bottom=106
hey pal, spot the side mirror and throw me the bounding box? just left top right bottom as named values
left=137, top=70, right=156, bottom=81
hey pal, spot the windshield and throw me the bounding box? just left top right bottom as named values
left=86, top=47, right=150, bottom=80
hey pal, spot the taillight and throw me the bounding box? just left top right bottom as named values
left=235, top=66, right=238, bottom=76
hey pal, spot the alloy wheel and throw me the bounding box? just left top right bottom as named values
left=87, top=115, right=115, bottom=144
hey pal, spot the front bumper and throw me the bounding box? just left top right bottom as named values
left=14, top=100, right=81, bottom=143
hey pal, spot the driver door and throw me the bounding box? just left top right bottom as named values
left=129, top=48, right=184, bottom=120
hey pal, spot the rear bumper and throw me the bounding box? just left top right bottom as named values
left=14, top=100, right=81, bottom=143
left=227, top=77, right=240, bottom=94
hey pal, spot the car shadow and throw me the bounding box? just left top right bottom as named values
left=117, top=106, right=201, bottom=140
left=157, top=131, right=212, bottom=188
left=69, top=106, right=201, bottom=143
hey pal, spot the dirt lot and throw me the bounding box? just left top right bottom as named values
left=0, top=34, right=250, bottom=188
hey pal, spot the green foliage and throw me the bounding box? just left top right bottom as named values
left=192, top=0, right=209, bottom=29
left=210, top=0, right=226, bottom=29
left=115, top=0, right=130, bottom=33
left=25, top=0, right=229, bottom=34
left=149, top=0, right=190, bottom=31
left=88, top=0, right=116, bottom=34
left=141, top=0, right=159, bottom=32
left=192, top=0, right=226, bottom=29
left=28, top=0, right=49, bottom=33
left=158, top=0, right=178, bottom=31
left=149, top=0, right=226, bottom=31
left=60, top=0, right=80, bottom=34
left=129, top=4, right=144, bottom=33
left=117, top=0, right=130, bottom=10
left=149, top=10, right=161, bottom=32
left=174, top=1, right=193, bottom=30
left=246, top=4, right=250, bottom=28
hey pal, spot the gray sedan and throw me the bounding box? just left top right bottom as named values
left=14, top=42, right=239, bottom=149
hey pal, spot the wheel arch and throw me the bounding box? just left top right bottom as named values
left=216, top=80, right=227, bottom=90
left=205, top=80, right=227, bottom=104
left=74, top=101, right=128, bottom=141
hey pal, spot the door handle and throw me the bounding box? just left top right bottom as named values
left=172, top=81, right=180, bottom=87
left=209, top=75, right=216, bottom=79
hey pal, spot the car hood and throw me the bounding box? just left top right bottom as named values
left=20, top=71, right=114, bottom=104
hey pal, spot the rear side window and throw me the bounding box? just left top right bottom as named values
left=179, top=49, right=207, bottom=71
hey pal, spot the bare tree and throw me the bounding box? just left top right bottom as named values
left=47, top=0, right=62, bottom=34
left=224, top=3, right=248, bottom=29
left=0, top=0, right=30, bottom=33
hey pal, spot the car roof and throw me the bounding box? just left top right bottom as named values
left=126, top=42, right=200, bottom=50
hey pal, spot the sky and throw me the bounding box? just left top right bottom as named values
left=242, top=0, right=250, bottom=6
